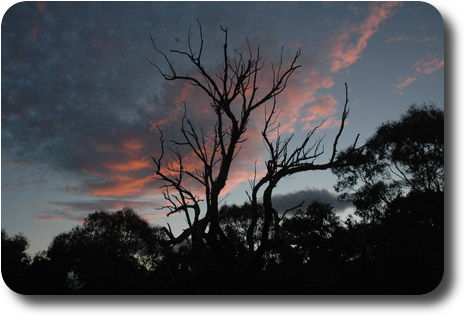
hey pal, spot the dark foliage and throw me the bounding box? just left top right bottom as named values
left=1, top=230, right=31, bottom=293
left=333, top=103, right=444, bottom=223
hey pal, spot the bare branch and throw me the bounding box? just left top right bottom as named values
left=330, top=82, right=350, bottom=163
left=147, top=34, right=177, bottom=79
left=279, top=200, right=305, bottom=221
left=249, top=83, right=362, bottom=252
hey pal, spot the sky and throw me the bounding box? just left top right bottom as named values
left=1, top=1, right=444, bottom=256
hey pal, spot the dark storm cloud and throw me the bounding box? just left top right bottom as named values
left=2, top=2, right=158, bottom=163
left=271, top=188, right=351, bottom=213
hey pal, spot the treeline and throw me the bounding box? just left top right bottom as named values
left=1, top=195, right=443, bottom=294
left=2, top=104, right=444, bottom=294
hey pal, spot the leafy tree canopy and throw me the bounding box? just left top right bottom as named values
left=46, top=207, right=168, bottom=294
left=333, top=103, right=444, bottom=222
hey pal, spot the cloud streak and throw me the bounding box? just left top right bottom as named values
left=413, top=55, right=444, bottom=74
left=393, top=55, right=444, bottom=94
left=329, top=1, right=401, bottom=72
left=393, top=77, right=417, bottom=95
left=32, top=199, right=166, bottom=223
left=387, top=34, right=410, bottom=43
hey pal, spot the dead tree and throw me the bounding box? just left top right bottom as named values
left=247, top=83, right=361, bottom=259
left=148, top=21, right=301, bottom=266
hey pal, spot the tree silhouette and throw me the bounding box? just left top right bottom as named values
left=332, top=103, right=444, bottom=293
left=281, top=201, right=342, bottom=266
left=333, top=103, right=444, bottom=222
left=46, top=208, right=167, bottom=294
left=1, top=229, right=31, bottom=293
left=218, top=202, right=265, bottom=255
left=147, top=23, right=360, bottom=287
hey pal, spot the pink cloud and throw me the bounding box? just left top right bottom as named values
left=86, top=174, right=154, bottom=197
left=275, top=85, right=316, bottom=133
left=419, top=36, right=437, bottom=43
left=96, top=56, right=340, bottom=205
left=37, top=2, right=48, bottom=13
left=99, top=139, right=152, bottom=173
left=413, top=56, right=444, bottom=74
left=393, top=77, right=417, bottom=94
left=301, top=94, right=339, bottom=130
left=330, top=2, right=401, bottom=72
left=387, top=34, right=410, bottom=43
left=392, top=55, right=443, bottom=95
left=103, top=158, right=151, bottom=172
left=303, top=71, right=335, bottom=90
left=37, top=216, right=61, bottom=222
left=29, top=21, right=39, bottom=41
left=77, top=135, right=159, bottom=198
left=140, top=212, right=175, bottom=219
left=250, top=70, right=335, bottom=135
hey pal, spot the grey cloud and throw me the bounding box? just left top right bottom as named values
left=33, top=199, right=165, bottom=222
left=32, top=209, right=90, bottom=223
left=49, top=199, right=162, bottom=212
left=271, top=188, right=352, bottom=213
left=2, top=2, right=164, bottom=179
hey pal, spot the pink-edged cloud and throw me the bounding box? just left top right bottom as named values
left=392, top=76, right=417, bottom=95
left=248, top=69, right=336, bottom=135
left=85, top=175, right=155, bottom=198
left=79, top=137, right=157, bottom=198
left=387, top=34, right=410, bottom=43
left=301, top=94, right=339, bottom=130
left=330, top=1, right=401, bottom=73
left=419, top=36, right=437, bottom=43
left=392, top=55, right=443, bottom=94
left=413, top=55, right=444, bottom=74
left=303, top=70, right=335, bottom=90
